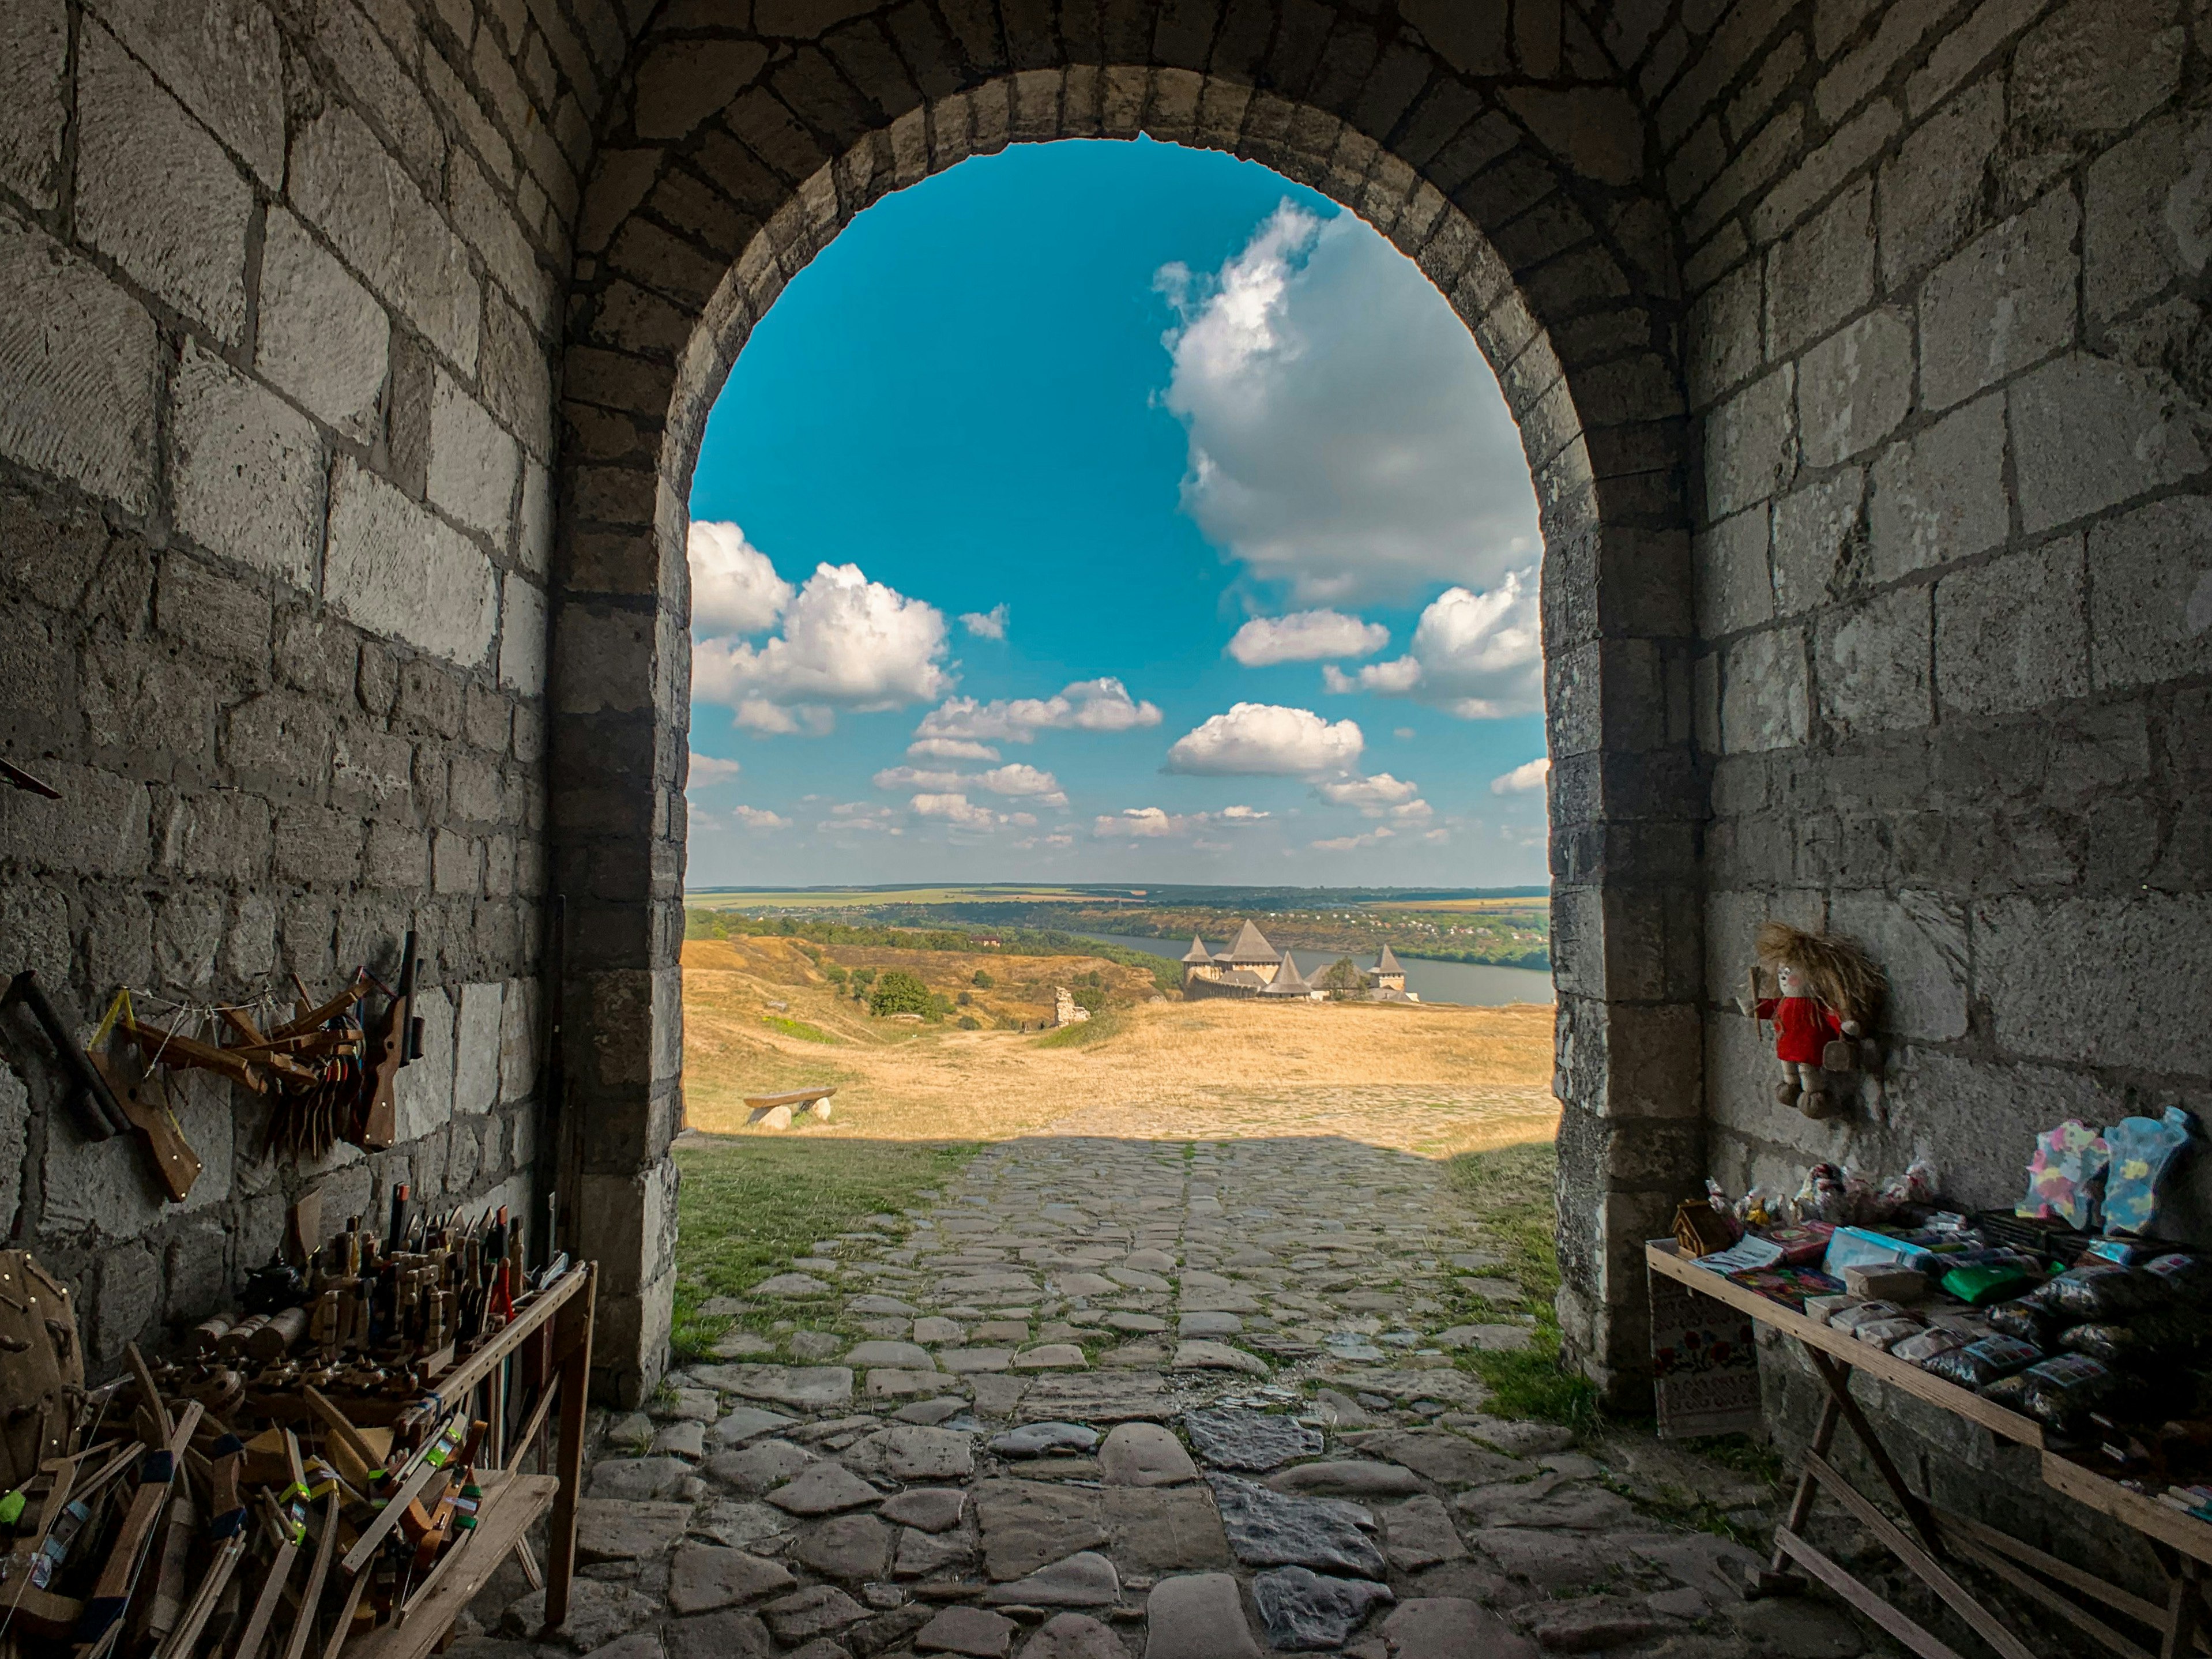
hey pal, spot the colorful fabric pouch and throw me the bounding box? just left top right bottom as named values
left=2017, top=1119, right=2109, bottom=1229
left=2102, top=1107, right=2196, bottom=1237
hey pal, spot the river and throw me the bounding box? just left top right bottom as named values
left=1074, top=932, right=1556, bottom=1008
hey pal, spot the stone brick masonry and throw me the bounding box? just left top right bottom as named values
left=1, top=4, right=2208, bottom=1554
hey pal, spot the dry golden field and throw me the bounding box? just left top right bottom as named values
left=680, top=934, right=1558, bottom=1157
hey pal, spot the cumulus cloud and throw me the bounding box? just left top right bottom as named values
left=732, top=804, right=790, bottom=829
left=911, top=793, right=1038, bottom=831
left=1314, top=773, right=1418, bottom=810
left=1492, top=757, right=1551, bottom=795
left=1226, top=610, right=1389, bottom=666
left=822, top=803, right=903, bottom=835
left=1155, top=204, right=1541, bottom=605
left=875, top=762, right=1067, bottom=807
left=694, top=561, right=952, bottom=729
left=1093, top=806, right=1270, bottom=838
left=1165, top=703, right=1364, bottom=777
left=915, top=678, right=1161, bottom=744
left=1326, top=571, right=1542, bottom=718
left=908, top=738, right=1000, bottom=761
left=960, top=603, right=1009, bottom=639
left=688, top=521, right=793, bottom=635
left=1311, top=826, right=1394, bottom=852
left=687, top=751, right=742, bottom=785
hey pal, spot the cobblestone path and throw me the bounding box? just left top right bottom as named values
left=462, top=1133, right=1872, bottom=1657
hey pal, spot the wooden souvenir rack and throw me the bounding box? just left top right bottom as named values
left=1649, top=1240, right=2212, bottom=1659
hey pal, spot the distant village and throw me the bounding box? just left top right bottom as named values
left=1180, top=921, right=1418, bottom=1002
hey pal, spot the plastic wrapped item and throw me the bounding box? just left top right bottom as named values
left=1924, top=1335, right=2042, bottom=1389
left=1805, top=1293, right=1862, bottom=1323
left=1987, top=1301, right=2055, bottom=1345
left=2056, top=1310, right=2203, bottom=1365
left=2104, top=1108, right=2196, bottom=1237
left=1796, top=1164, right=1850, bottom=1224
left=1763, top=1222, right=1837, bottom=1265
left=1734, top=1186, right=1785, bottom=1228
left=1823, top=1227, right=1931, bottom=1278
left=2018, top=1354, right=2119, bottom=1434
left=1893, top=1327, right=1969, bottom=1367
left=1875, top=1160, right=1940, bottom=1218
left=1980, top=1373, right=2035, bottom=1411
left=1853, top=1317, right=1924, bottom=1350
left=2147, top=1254, right=2212, bottom=1307
left=2018, top=1120, right=2110, bottom=1230
left=1942, top=1263, right=2040, bottom=1306
left=2041, top=1263, right=2168, bottom=1321
left=1830, top=1299, right=1909, bottom=1332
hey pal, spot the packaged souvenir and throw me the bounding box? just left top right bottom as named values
left=1979, top=1373, right=2035, bottom=1411
left=2018, top=1120, right=2109, bottom=1230
left=1942, top=1263, right=2040, bottom=1306
left=1854, top=1317, right=1926, bottom=1351
left=1924, top=1335, right=2041, bottom=1389
left=1822, top=1227, right=1929, bottom=1278
left=2104, top=1108, right=2196, bottom=1237
left=1726, top=1266, right=1841, bottom=1311
left=2019, top=1354, right=2119, bottom=1434
left=2057, top=1310, right=2203, bottom=1365
left=1805, top=1294, right=1862, bottom=1323
left=2148, top=1254, right=2212, bottom=1306
left=1830, top=1299, right=1907, bottom=1331
left=1891, top=1328, right=1968, bottom=1366
left=2041, top=1263, right=2168, bottom=1321
left=1763, top=1222, right=1837, bottom=1266
left=1987, top=1301, right=2054, bottom=1345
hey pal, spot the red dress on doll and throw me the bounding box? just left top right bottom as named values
left=1754, top=995, right=1847, bottom=1065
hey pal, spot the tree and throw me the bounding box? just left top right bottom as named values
left=868, top=969, right=934, bottom=1018
left=955, top=990, right=972, bottom=1006
left=971, top=968, right=994, bottom=988
left=1317, top=957, right=1367, bottom=1000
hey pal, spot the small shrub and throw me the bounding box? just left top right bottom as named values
left=955, top=990, right=972, bottom=1006
left=868, top=969, right=935, bottom=1019
left=971, top=969, right=995, bottom=988
left=956, top=1015, right=980, bottom=1029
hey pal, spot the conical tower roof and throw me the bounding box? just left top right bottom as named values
left=1221, top=919, right=1279, bottom=963
left=1181, top=934, right=1213, bottom=964
left=1271, top=950, right=1309, bottom=990
left=1376, top=944, right=1402, bottom=973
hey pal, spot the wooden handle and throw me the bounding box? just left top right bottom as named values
left=90, top=1056, right=202, bottom=1203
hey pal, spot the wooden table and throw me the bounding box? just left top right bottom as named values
left=1648, top=1240, right=2212, bottom=1659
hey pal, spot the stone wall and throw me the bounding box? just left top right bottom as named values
left=0, top=0, right=618, bottom=1373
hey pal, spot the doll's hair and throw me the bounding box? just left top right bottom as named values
left=1755, top=921, right=1886, bottom=1026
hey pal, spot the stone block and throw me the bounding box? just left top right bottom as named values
left=0, top=218, right=160, bottom=514
left=394, top=985, right=458, bottom=1142
left=1703, top=365, right=1796, bottom=520
left=156, top=552, right=271, bottom=664
left=2010, top=0, right=2181, bottom=142
left=0, top=761, right=151, bottom=877
left=1720, top=626, right=1808, bottom=754
left=1978, top=893, right=2212, bottom=1074
left=432, top=829, right=479, bottom=894
left=1694, top=507, right=1774, bottom=637
left=274, top=803, right=363, bottom=886
left=1879, top=78, right=2000, bottom=284
left=1829, top=889, right=1969, bottom=1042
left=2011, top=353, right=2208, bottom=535
left=500, top=977, right=540, bottom=1103
left=288, top=102, right=480, bottom=371
left=326, top=459, right=500, bottom=665
left=1935, top=536, right=2087, bottom=715
left=223, top=690, right=334, bottom=787
left=500, top=573, right=548, bottom=691
left=520, top=460, right=554, bottom=578
left=93, top=1243, right=159, bottom=1363
left=75, top=22, right=252, bottom=342
left=1798, top=307, right=1912, bottom=468
left=454, top=981, right=503, bottom=1115
left=333, top=727, right=415, bottom=816
left=1765, top=180, right=1874, bottom=358
left=158, top=789, right=273, bottom=882
left=634, top=39, right=769, bottom=141
left=2088, top=495, right=2212, bottom=689
left=576, top=1157, right=680, bottom=1297
left=255, top=208, right=390, bottom=442
left=0, top=0, right=66, bottom=207
left=1920, top=189, right=2077, bottom=411
left=169, top=344, right=325, bottom=588
left=92, top=0, right=284, bottom=186
left=1772, top=468, right=1863, bottom=615
left=447, top=149, right=543, bottom=316
left=428, top=373, right=522, bottom=539
left=2086, top=111, right=2212, bottom=330
left=1819, top=585, right=1932, bottom=737
left=1867, top=394, right=2007, bottom=583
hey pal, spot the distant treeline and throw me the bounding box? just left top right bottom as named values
left=683, top=909, right=1184, bottom=995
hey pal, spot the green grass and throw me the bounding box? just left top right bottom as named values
left=761, top=1013, right=838, bottom=1043
left=671, top=1138, right=982, bottom=1360
left=1031, top=1007, right=1127, bottom=1048
left=1442, top=1139, right=1601, bottom=1435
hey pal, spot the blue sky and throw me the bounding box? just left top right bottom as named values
left=684, top=138, right=1549, bottom=887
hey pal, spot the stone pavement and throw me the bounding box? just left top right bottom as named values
left=459, top=1135, right=1877, bottom=1657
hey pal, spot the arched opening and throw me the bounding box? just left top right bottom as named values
left=553, top=58, right=1699, bottom=1407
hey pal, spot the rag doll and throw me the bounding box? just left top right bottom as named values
left=1739, top=923, right=1885, bottom=1120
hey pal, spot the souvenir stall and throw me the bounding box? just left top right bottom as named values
left=1652, top=926, right=2210, bottom=1659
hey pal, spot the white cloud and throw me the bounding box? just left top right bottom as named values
left=688, top=521, right=793, bottom=635
left=960, top=603, right=1009, bottom=639
left=1227, top=610, right=1389, bottom=666
left=1492, top=757, right=1551, bottom=795
left=915, top=677, right=1161, bottom=744
left=1165, top=703, right=1364, bottom=777
left=874, top=766, right=969, bottom=793
left=911, top=793, right=1039, bottom=831
left=1391, top=798, right=1435, bottom=823
left=908, top=737, right=1000, bottom=761
left=687, top=751, right=742, bottom=785
left=1093, top=806, right=1269, bottom=838
left=875, top=762, right=1067, bottom=807
left=1311, top=826, right=1394, bottom=852
left=822, top=803, right=902, bottom=834
left=1156, top=204, right=1541, bottom=605
left=732, top=804, right=790, bottom=829
left=694, top=561, right=951, bottom=728
left=1394, top=726, right=1416, bottom=739
left=1329, top=570, right=1542, bottom=718
left=1314, top=773, right=1418, bottom=811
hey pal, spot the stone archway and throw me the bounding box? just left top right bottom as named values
left=551, top=17, right=1701, bottom=1406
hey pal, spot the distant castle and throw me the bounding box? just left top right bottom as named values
left=1179, top=921, right=1419, bottom=1003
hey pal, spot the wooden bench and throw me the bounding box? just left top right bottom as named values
left=745, top=1087, right=835, bottom=1127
